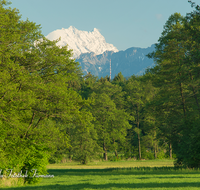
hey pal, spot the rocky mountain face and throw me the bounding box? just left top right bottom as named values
left=46, top=26, right=155, bottom=78
left=76, top=44, right=155, bottom=79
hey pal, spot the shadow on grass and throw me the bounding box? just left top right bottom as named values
left=2, top=168, right=200, bottom=190
left=47, top=168, right=200, bottom=177
left=2, top=182, right=200, bottom=190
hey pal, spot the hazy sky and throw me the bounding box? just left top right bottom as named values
left=9, top=0, right=200, bottom=51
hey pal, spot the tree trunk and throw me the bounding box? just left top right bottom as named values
left=113, top=140, right=118, bottom=159
left=138, top=132, right=141, bottom=160
left=103, top=141, right=107, bottom=161
left=169, top=143, right=172, bottom=159
left=154, top=130, right=157, bottom=159
left=103, top=152, right=107, bottom=161
left=137, top=105, right=141, bottom=160
left=190, top=73, right=200, bottom=114
left=179, top=81, right=186, bottom=117
left=115, top=149, right=118, bottom=159
left=177, top=53, right=186, bottom=117
left=154, top=143, right=157, bottom=159
left=68, top=149, right=72, bottom=162
left=188, top=68, right=200, bottom=114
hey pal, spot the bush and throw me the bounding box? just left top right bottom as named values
left=108, top=155, right=121, bottom=161
left=141, top=147, right=154, bottom=160
left=157, top=150, right=168, bottom=159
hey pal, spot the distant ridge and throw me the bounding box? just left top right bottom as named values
left=46, top=26, right=118, bottom=58
left=76, top=44, right=155, bottom=78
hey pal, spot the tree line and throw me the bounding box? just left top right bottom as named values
left=0, top=0, right=200, bottom=184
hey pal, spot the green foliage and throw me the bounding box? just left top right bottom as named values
left=147, top=3, right=200, bottom=168
left=107, top=154, right=121, bottom=161
left=174, top=118, right=200, bottom=168
left=157, top=150, right=167, bottom=159
left=141, top=148, right=154, bottom=160
left=70, top=109, right=102, bottom=164
left=79, top=72, right=98, bottom=99
left=112, top=72, right=126, bottom=87
left=124, top=75, right=156, bottom=160
left=0, top=0, right=89, bottom=184
left=88, top=79, right=131, bottom=160
left=2, top=2, right=200, bottom=189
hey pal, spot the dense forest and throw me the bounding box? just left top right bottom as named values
left=0, top=0, right=200, bottom=184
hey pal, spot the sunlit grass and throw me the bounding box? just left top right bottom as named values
left=2, top=160, right=200, bottom=190
left=47, top=159, right=175, bottom=169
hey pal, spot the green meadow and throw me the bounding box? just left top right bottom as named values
left=1, top=160, right=200, bottom=190
left=46, top=159, right=174, bottom=169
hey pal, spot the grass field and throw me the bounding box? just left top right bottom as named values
left=47, top=159, right=175, bottom=169
left=1, top=160, right=200, bottom=190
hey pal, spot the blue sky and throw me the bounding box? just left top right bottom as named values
left=9, top=0, right=200, bottom=51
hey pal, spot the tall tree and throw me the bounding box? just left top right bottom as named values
left=79, top=72, right=98, bottom=99
left=0, top=0, right=92, bottom=181
left=124, top=76, right=146, bottom=160
left=147, top=5, right=200, bottom=167
left=89, top=80, right=131, bottom=160
left=112, top=72, right=126, bottom=88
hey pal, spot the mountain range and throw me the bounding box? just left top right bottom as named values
left=46, top=26, right=118, bottom=58
left=46, top=26, right=155, bottom=79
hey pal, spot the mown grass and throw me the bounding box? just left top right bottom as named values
left=47, top=159, right=175, bottom=169
left=1, top=160, right=200, bottom=190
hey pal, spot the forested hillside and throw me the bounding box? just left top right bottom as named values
left=0, top=0, right=200, bottom=185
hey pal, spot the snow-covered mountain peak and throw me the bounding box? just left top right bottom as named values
left=92, top=28, right=100, bottom=34
left=68, top=26, right=78, bottom=32
left=46, top=26, right=118, bottom=58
